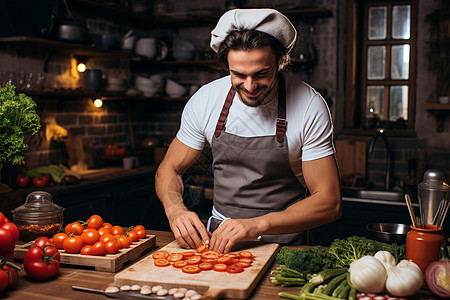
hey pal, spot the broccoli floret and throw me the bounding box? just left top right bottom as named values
left=276, top=246, right=336, bottom=278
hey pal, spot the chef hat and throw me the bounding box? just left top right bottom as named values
left=210, top=8, right=297, bottom=53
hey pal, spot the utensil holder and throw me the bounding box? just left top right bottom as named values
left=406, top=224, right=446, bottom=274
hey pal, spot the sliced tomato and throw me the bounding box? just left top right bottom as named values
left=238, top=257, right=253, bottom=264
left=167, top=253, right=184, bottom=262
left=238, top=251, right=253, bottom=258
left=182, top=265, right=201, bottom=274
left=217, top=256, right=233, bottom=265
left=202, top=258, right=218, bottom=264
left=235, top=261, right=251, bottom=268
left=186, top=255, right=202, bottom=265
left=181, top=251, right=196, bottom=257
left=227, top=264, right=244, bottom=273
left=172, top=260, right=189, bottom=268
left=195, top=244, right=207, bottom=253
left=201, top=250, right=220, bottom=260
left=154, top=258, right=170, bottom=267
left=222, top=252, right=240, bottom=258
left=152, top=251, right=169, bottom=259
left=213, top=263, right=228, bottom=272
left=198, top=262, right=213, bottom=271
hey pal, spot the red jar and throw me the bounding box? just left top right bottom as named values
left=406, top=224, right=446, bottom=273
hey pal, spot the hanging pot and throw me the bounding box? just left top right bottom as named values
left=52, top=19, right=90, bottom=43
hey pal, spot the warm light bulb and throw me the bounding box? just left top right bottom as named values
left=77, top=62, right=86, bottom=72
left=93, top=98, right=103, bottom=108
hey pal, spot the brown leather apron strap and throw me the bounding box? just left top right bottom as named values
left=276, top=73, right=287, bottom=143
left=214, top=86, right=236, bottom=138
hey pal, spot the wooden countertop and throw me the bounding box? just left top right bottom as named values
left=3, top=230, right=437, bottom=300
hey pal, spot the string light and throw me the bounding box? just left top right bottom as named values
left=77, top=62, right=87, bottom=72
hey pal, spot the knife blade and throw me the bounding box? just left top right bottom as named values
left=72, top=286, right=175, bottom=300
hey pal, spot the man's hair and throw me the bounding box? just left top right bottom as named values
left=216, top=30, right=291, bottom=71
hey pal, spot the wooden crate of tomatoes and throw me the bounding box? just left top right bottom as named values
left=13, top=214, right=156, bottom=272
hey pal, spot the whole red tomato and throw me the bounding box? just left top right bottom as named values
left=91, top=241, right=107, bottom=256
left=64, top=222, right=84, bottom=236
left=34, top=237, right=54, bottom=248
left=33, top=174, right=50, bottom=188
left=105, top=241, right=119, bottom=254
left=52, top=233, right=68, bottom=249
left=80, top=229, right=100, bottom=245
left=16, top=173, right=30, bottom=188
left=86, top=215, right=103, bottom=230
left=0, top=257, right=21, bottom=292
left=23, top=245, right=60, bottom=280
left=105, top=144, right=127, bottom=159
left=63, top=236, right=85, bottom=254
left=0, top=229, right=13, bottom=255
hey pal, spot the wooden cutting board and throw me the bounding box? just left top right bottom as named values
left=114, top=240, right=279, bottom=299
left=13, top=235, right=156, bottom=272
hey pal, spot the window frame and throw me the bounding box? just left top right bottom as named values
left=344, top=0, right=418, bottom=136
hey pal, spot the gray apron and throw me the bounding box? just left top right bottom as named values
left=207, top=74, right=308, bottom=244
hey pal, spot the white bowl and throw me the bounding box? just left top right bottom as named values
left=165, top=79, right=187, bottom=97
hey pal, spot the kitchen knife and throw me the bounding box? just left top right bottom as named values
left=72, top=286, right=175, bottom=300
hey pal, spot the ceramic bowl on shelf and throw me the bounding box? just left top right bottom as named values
left=165, top=79, right=188, bottom=97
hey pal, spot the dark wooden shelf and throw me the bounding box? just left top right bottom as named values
left=424, top=103, right=450, bottom=111
left=424, top=103, right=450, bottom=132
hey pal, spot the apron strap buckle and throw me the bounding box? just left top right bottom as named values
left=276, top=118, right=287, bottom=143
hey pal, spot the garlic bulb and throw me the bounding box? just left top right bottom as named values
left=385, top=259, right=424, bottom=296
left=374, top=250, right=396, bottom=270
left=349, top=255, right=387, bottom=293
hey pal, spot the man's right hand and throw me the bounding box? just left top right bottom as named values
left=168, top=208, right=210, bottom=249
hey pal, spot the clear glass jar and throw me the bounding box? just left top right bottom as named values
left=12, top=191, right=64, bottom=242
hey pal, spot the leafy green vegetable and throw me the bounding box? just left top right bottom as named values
left=328, top=236, right=406, bottom=268
left=276, top=246, right=337, bottom=278
left=0, top=85, right=41, bottom=165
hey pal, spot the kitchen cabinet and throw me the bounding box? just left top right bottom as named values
left=0, top=3, right=331, bottom=101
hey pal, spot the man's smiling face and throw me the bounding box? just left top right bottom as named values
left=228, top=46, right=278, bottom=107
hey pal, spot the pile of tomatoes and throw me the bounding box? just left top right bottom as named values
left=152, top=244, right=254, bottom=275
left=0, top=212, right=21, bottom=292
left=51, top=214, right=146, bottom=256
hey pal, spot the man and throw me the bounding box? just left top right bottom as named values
left=155, top=8, right=341, bottom=253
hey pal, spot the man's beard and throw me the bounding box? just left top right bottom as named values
left=234, top=77, right=278, bottom=107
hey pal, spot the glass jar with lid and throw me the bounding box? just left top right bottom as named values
left=12, top=191, right=64, bottom=242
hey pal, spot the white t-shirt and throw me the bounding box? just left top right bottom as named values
left=176, top=72, right=335, bottom=179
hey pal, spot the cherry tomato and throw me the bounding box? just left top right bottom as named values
left=167, top=253, right=184, bottom=262
left=127, top=230, right=139, bottom=242
left=91, top=241, right=107, bottom=256
left=80, top=228, right=100, bottom=245
left=63, top=235, right=85, bottom=254
left=34, top=237, right=54, bottom=248
left=99, top=233, right=115, bottom=244
left=154, top=258, right=170, bottom=267
left=80, top=245, right=92, bottom=255
left=86, top=215, right=103, bottom=230
left=182, top=265, right=201, bottom=274
left=102, top=222, right=112, bottom=230
left=172, top=260, right=189, bottom=268
left=135, top=229, right=146, bottom=239
left=133, top=225, right=145, bottom=232
left=33, top=174, right=50, bottom=188
left=97, top=227, right=111, bottom=236
left=16, top=173, right=30, bottom=188
left=198, top=262, right=213, bottom=271
left=118, top=235, right=132, bottom=248
left=105, top=241, right=119, bottom=254
left=186, top=255, right=202, bottom=265
left=23, top=245, right=60, bottom=280
left=65, top=222, right=84, bottom=236
left=152, top=251, right=169, bottom=259
left=226, top=264, right=244, bottom=273
left=52, top=233, right=68, bottom=249
left=110, top=226, right=125, bottom=236
left=213, top=263, right=228, bottom=272
left=195, top=244, right=207, bottom=253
